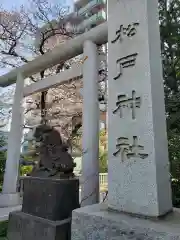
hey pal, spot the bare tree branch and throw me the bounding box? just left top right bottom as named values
left=0, top=0, right=107, bottom=146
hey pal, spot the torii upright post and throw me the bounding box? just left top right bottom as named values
left=0, top=72, right=24, bottom=207
left=81, top=40, right=100, bottom=206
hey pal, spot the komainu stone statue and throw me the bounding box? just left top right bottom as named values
left=30, top=124, right=76, bottom=178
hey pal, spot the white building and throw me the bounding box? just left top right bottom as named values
left=73, top=0, right=107, bottom=32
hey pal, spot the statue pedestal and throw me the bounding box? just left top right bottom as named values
left=7, top=177, right=79, bottom=240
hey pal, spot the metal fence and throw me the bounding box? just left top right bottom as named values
left=18, top=173, right=108, bottom=198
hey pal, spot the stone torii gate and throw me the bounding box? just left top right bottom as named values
left=1, top=0, right=180, bottom=238
left=0, top=22, right=108, bottom=207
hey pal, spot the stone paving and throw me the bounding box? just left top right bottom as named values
left=0, top=205, right=22, bottom=222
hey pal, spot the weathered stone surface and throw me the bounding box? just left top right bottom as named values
left=22, top=177, right=79, bottom=221
left=71, top=204, right=180, bottom=240
left=30, top=124, right=76, bottom=178
left=8, top=211, right=71, bottom=240
left=107, top=0, right=172, bottom=217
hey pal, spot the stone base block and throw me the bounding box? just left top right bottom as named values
left=22, top=177, right=79, bottom=221
left=8, top=211, right=71, bottom=240
left=0, top=193, right=21, bottom=207
left=71, top=204, right=180, bottom=240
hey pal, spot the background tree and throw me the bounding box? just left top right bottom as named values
left=99, top=129, right=107, bottom=173
left=0, top=0, right=107, bottom=147
left=159, top=0, right=180, bottom=206
left=0, top=136, right=6, bottom=188
left=159, top=0, right=180, bottom=133
left=0, top=87, right=13, bottom=128
left=0, top=0, right=82, bottom=142
left=99, top=147, right=107, bottom=173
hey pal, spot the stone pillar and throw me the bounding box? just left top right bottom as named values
left=0, top=72, right=24, bottom=207
left=71, top=1, right=176, bottom=239
left=107, top=0, right=172, bottom=217
left=81, top=40, right=99, bottom=206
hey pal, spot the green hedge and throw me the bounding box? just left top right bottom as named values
left=0, top=221, right=8, bottom=239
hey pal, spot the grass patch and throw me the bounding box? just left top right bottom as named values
left=0, top=221, right=8, bottom=239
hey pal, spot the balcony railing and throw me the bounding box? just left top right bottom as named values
left=77, top=10, right=106, bottom=32
left=78, top=0, right=106, bottom=16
